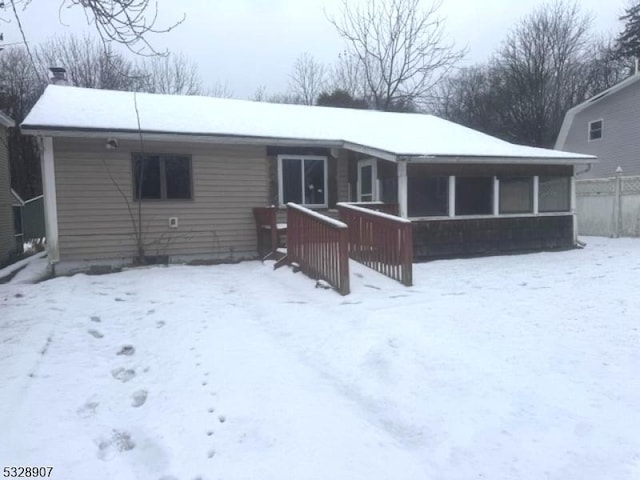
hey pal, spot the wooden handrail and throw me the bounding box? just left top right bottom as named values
left=337, top=202, right=413, bottom=286
left=286, top=203, right=350, bottom=295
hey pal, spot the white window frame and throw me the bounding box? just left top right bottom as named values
left=588, top=119, right=603, bottom=142
left=277, top=155, right=328, bottom=208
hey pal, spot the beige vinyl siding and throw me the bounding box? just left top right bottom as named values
left=562, top=79, right=640, bottom=179
left=0, top=126, right=15, bottom=263
left=53, top=137, right=268, bottom=262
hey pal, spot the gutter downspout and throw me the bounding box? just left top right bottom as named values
left=40, top=136, right=60, bottom=271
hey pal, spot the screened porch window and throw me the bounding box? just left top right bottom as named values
left=408, top=175, right=448, bottom=217
left=539, top=176, right=570, bottom=212
left=455, top=176, right=493, bottom=215
left=278, top=156, right=327, bottom=207
left=499, top=176, right=533, bottom=214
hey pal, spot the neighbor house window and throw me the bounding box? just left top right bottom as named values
left=539, top=176, right=570, bottom=212
left=455, top=176, right=493, bottom=215
left=588, top=119, right=603, bottom=141
left=499, top=176, right=533, bottom=214
left=278, top=155, right=327, bottom=207
left=133, top=154, right=192, bottom=200
left=408, top=175, right=448, bottom=217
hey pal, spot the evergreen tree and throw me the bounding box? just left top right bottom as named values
left=616, top=3, right=640, bottom=60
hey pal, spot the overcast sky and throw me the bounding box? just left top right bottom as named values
left=1, top=0, right=627, bottom=98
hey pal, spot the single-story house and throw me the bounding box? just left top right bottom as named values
left=22, top=85, right=595, bottom=275
left=0, top=112, right=16, bottom=266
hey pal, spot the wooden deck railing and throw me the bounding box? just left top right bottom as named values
left=337, top=202, right=413, bottom=286
left=348, top=202, right=400, bottom=216
left=286, top=203, right=350, bottom=295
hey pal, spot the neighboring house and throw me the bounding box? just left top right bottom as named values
left=0, top=112, right=16, bottom=266
left=556, top=75, right=640, bottom=237
left=22, top=85, right=594, bottom=275
left=555, top=74, right=640, bottom=179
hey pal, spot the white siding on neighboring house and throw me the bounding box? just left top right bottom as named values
left=53, top=138, right=269, bottom=264
left=559, top=78, right=640, bottom=179
left=0, top=125, right=15, bottom=264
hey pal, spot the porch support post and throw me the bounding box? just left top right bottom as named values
left=397, top=159, right=408, bottom=218
left=533, top=176, right=539, bottom=214
left=493, top=176, right=500, bottom=216
left=448, top=176, right=455, bottom=217
left=41, top=136, right=60, bottom=264
left=571, top=168, right=578, bottom=242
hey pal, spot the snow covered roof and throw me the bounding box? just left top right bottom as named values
left=23, top=85, right=593, bottom=162
left=555, top=74, right=640, bottom=150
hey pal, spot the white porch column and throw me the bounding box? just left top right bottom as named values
left=397, top=159, right=408, bottom=218
left=571, top=172, right=578, bottom=242
left=493, top=176, right=500, bottom=216
left=533, top=176, right=539, bottom=215
left=41, top=137, right=60, bottom=263
left=448, top=176, right=456, bottom=217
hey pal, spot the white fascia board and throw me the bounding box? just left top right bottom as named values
left=405, top=155, right=597, bottom=166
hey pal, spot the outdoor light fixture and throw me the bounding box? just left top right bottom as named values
left=105, top=138, right=119, bottom=150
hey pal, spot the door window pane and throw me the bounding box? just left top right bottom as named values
left=455, top=176, right=493, bottom=215
left=499, top=176, right=533, bottom=214
left=304, top=159, right=325, bottom=205
left=408, top=175, right=448, bottom=217
left=539, top=176, right=570, bottom=212
left=360, top=165, right=373, bottom=197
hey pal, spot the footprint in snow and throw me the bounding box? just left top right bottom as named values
left=96, top=430, right=135, bottom=460
left=117, top=345, right=135, bottom=356
left=111, top=368, right=136, bottom=383
left=218, top=415, right=226, bottom=423
left=90, top=316, right=101, bottom=323
left=147, top=309, right=156, bottom=315
left=77, top=400, right=99, bottom=418
left=88, top=329, right=104, bottom=339
left=156, top=321, right=165, bottom=329
left=207, top=449, right=216, bottom=459
left=206, top=430, right=214, bottom=437
left=131, top=390, right=147, bottom=407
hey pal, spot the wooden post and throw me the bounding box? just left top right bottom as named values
left=338, top=227, right=350, bottom=295
left=448, top=176, right=456, bottom=217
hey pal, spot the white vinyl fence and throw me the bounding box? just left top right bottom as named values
left=576, top=173, right=640, bottom=237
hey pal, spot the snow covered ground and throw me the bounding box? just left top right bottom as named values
left=0, top=237, right=639, bottom=480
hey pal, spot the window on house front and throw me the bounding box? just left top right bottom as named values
left=455, top=176, right=493, bottom=215
left=408, top=175, right=448, bottom=217
left=499, top=176, right=533, bottom=214
left=539, top=176, right=570, bottom=212
left=132, top=154, right=192, bottom=200
left=589, top=120, right=603, bottom=141
left=278, top=156, right=327, bottom=207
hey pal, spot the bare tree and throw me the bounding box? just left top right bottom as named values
left=2, top=0, right=184, bottom=58
left=494, top=0, right=594, bottom=147
left=36, top=35, right=138, bottom=90
left=205, top=81, right=233, bottom=99
left=288, top=52, right=327, bottom=105
left=135, top=52, right=203, bottom=95
left=328, top=0, right=465, bottom=110
left=329, top=51, right=367, bottom=100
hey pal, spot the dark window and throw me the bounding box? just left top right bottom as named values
left=499, top=176, right=533, bottom=214
left=133, top=154, right=191, bottom=200
left=539, top=176, right=570, bottom=212
left=455, top=176, right=493, bottom=215
left=13, top=206, right=22, bottom=234
left=279, top=157, right=327, bottom=206
left=589, top=120, right=603, bottom=141
left=408, top=175, right=448, bottom=217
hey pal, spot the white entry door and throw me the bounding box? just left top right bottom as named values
left=357, top=158, right=377, bottom=202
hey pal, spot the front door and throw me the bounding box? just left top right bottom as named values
left=357, top=159, right=377, bottom=202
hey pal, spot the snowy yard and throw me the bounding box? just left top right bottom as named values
left=0, top=237, right=639, bottom=480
